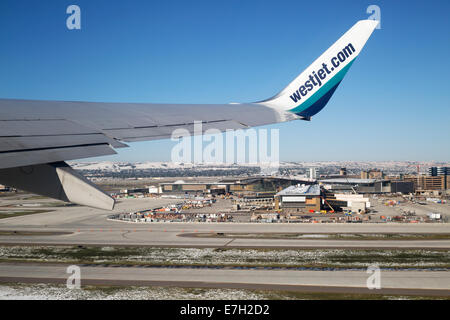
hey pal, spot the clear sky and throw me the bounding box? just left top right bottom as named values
left=1, top=0, right=449, bottom=162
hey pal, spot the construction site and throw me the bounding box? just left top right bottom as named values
left=107, top=175, right=449, bottom=225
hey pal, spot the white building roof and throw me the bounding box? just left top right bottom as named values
left=276, top=184, right=321, bottom=196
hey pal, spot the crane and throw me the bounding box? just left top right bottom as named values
left=407, top=164, right=421, bottom=175
left=407, top=164, right=422, bottom=190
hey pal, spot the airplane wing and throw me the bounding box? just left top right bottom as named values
left=0, top=20, right=378, bottom=210
left=0, top=100, right=295, bottom=170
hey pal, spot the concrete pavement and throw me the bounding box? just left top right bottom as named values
left=0, top=262, right=448, bottom=296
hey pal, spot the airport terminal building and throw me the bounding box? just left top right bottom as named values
left=276, top=184, right=321, bottom=213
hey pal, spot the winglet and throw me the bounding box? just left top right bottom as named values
left=258, top=20, right=378, bottom=118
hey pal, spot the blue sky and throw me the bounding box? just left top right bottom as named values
left=1, top=0, right=449, bottom=162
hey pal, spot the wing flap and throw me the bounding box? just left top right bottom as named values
left=110, top=120, right=250, bottom=142
left=0, top=134, right=112, bottom=152
left=0, top=144, right=116, bottom=169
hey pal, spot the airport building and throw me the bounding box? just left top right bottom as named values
left=320, top=178, right=388, bottom=193
left=159, top=177, right=312, bottom=196
left=428, top=167, right=450, bottom=176
left=319, top=178, right=413, bottom=194
left=360, top=169, right=384, bottom=179
left=307, top=168, right=320, bottom=179
left=160, top=180, right=230, bottom=195
left=425, top=167, right=449, bottom=190
left=403, top=175, right=448, bottom=191
left=226, top=177, right=310, bottom=193
left=276, top=184, right=322, bottom=213
left=389, top=180, right=415, bottom=194
left=234, top=193, right=276, bottom=210
left=275, top=184, right=373, bottom=214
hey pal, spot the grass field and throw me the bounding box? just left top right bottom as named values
left=1, top=245, right=448, bottom=269
left=0, top=283, right=448, bottom=300
left=0, top=210, right=51, bottom=220
left=186, top=232, right=450, bottom=241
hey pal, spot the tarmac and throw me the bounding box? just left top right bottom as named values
left=0, top=262, right=449, bottom=296
left=0, top=197, right=449, bottom=248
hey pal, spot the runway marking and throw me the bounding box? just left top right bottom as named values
left=224, top=238, right=235, bottom=247
left=121, top=230, right=132, bottom=240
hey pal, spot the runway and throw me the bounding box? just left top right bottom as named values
left=0, top=262, right=448, bottom=296
left=2, top=230, right=450, bottom=249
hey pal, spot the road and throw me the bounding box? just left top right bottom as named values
left=0, top=262, right=448, bottom=296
